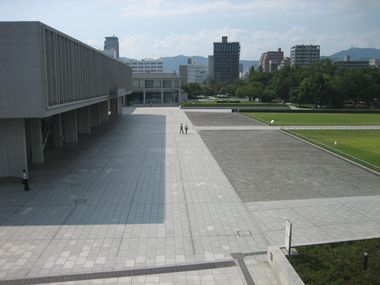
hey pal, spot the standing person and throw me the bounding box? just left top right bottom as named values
left=185, top=124, right=189, bottom=134
left=22, top=169, right=30, bottom=191
left=180, top=123, right=184, bottom=134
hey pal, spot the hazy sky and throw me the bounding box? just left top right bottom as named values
left=1, top=0, right=380, bottom=59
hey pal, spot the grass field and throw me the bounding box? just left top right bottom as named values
left=181, top=101, right=289, bottom=108
left=245, top=113, right=380, bottom=126
left=288, top=238, right=380, bottom=285
left=289, top=130, right=380, bottom=172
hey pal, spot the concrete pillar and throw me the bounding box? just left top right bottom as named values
left=29, top=118, right=44, bottom=164
left=77, top=107, right=91, bottom=134
left=0, top=119, right=28, bottom=177
left=110, top=98, right=118, bottom=120
left=117, top=97, right=122, bottom=115
left=161, top=90, right=164, bottom=104
left=143, top=90, right=146, bottom=104
left=62, top=110, right=78, bottom=143
left=52, top=114, right=63, bottom=148
left=90, top=104, right=101, bottom=128
left=99, top=101, right=109, bottom=123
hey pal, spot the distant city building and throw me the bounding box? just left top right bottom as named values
left=369, top=58, right=380, bottom=68
left=333, top=55, right=369, bottom=69
left=123, top=58, right=164, bottom=73
left=104, top=35, right=119, bottom=58
left=279, top=57, right=291, bottom=70
left=179, top=58, right=208, bottom=85
left=130, top=73, right=183, bottom=105
left=290, top=45, right=320, bottom=67
left=208, top=55, right=214, bottom=79
left=259, top=48, right=284, bottom=72
left=213, top=36, right=240, bottom=82
left=102, top=49, right=117, bottom=59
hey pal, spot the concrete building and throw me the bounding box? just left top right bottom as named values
left=290, top=45, right=320, bottom=67
left=213, top=36, right=240, bottom=82
left=279, top=57, right=291, bottom=70
left=369, top=59, right=380, bottom=68
left=179, top=58, right=208, bottom=85
left=104, top=35, right=119, bottom=58
left=208, top=55, right=214, bottom=79
left=333, top=55, right=369, bottom=69
left=0, top=22, right=132, bottom=177
left=259, top=48, right=284, bottom=72
left=129, top=73, right=183, bottom=105
left=123, top=58, right=164, bottom=73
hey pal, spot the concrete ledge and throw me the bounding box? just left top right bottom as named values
left=267, top=246, right=304, bottom=285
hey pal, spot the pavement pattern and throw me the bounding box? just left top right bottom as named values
left=0, top=108, right=270, bottom=285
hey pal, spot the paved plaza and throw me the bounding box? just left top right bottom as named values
left=0, top=108, right=380, bottom=285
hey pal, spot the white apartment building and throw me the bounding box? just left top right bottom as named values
left=123, top=58, right=164, bottom=73
left=179, top=58, right=208, bottom=85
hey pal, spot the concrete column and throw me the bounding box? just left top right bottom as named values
left=110, top=98, right=118, bottom=120
left=99, top=101, right=109, bottom=123
left=117, top=97, right=122, bottom=115
left=29, top=118, right=44, bottom=164
left=0, top=119, right=28, bottom=177
left=52, top=114, right=63, bottom=148
left=143, top=90, right=146, bottom=104
left=62, top=110, right=78, bottom=143
left=90, top=104, right=101, bottom=128
left=161, top=90, right=164, bottom=104
left=77, top=107, right=91, bottom=134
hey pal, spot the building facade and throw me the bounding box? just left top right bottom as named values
left=0, top=22, right=132, bottom=177
left=333, top=55, right=369, bottom=69
left=369, top=59, right=380, bottom=68
left=208, top=55, right=214, bottom=79
left=213, top=36, right=240, bottom=82
left=129, top=73, right=182, bottom=105
left=123, top=59, right=164, bottom=73
left=104, top=35, right=119, bottom=58
left=179, top=58, right=208, bottom=85
left=290, top=45, right=320, bottom=67
left=259, top=48, right=284, bottom=72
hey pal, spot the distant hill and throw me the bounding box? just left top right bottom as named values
left=120, top=55, right=257, bottom=73
left=329, top=47, right=380, bottom=61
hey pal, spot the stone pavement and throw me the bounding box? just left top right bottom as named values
left=0, top=107, right=272, bottom=284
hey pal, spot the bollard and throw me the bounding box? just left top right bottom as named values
left=363, top=250, right=368, bottom=270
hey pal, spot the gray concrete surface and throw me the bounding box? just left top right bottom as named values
left=185, top=112, right=264, bottom=126
left=198, top=130, right=380, bottom=202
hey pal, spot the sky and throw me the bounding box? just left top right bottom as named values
left=1, top=0, right=380, bottom=60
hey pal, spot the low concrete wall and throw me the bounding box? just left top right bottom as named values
left=267, top=246, right=304, bottom=285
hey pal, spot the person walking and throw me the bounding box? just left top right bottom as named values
left=22, top=169, right=30, bottom=191
left=180, top=123, right=184, bottom=134
left=185, top=124, right=189, bottom=134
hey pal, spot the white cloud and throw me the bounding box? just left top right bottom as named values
left=119, top=27, right=380, bottom=59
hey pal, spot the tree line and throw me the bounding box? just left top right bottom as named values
left=182, top=60, right=380, bottom=108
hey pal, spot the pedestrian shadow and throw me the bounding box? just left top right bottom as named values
left=0, top=112, right=166, bottom=226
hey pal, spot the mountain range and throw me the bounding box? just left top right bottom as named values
left=120, top=47, right=380, bottom=73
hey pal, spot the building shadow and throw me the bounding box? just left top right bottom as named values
left=0, top=111, right=166, bottom=226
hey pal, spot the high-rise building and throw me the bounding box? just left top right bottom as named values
left=259, top=48, right=284, bottom=72
left=208, top=55, right=214, bottom=79
left=104, top=35, right=119, bottom=58
left=179, top=58, right=208, bottom=85
left=122, top=58, right=164, bottom=73
left=213, top=36, right=240, bottom=82
left=290, top=45, right=320, bottom=67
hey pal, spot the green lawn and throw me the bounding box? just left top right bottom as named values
left=245, top=113, right=380, bottom=126
left=181, top=101, right=289, bottom=108
left=288, top=239, right=380, bottom=285
left=289, top=130, right=380, bottom=171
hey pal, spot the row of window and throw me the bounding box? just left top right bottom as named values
left=132, top=79, right=179, bottom=89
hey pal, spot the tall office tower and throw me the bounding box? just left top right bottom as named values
left=104, top=35, right=119, bottom=58
left=208, top=55, right=214, bottom=79
left=259, top=48, right=284, bottom=72
left=290, top=45, right=320, bottom=67
left=213, top=36, right=240, bottom=82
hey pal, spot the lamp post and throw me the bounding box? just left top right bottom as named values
left=363, top=250, right=368, bottom=271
